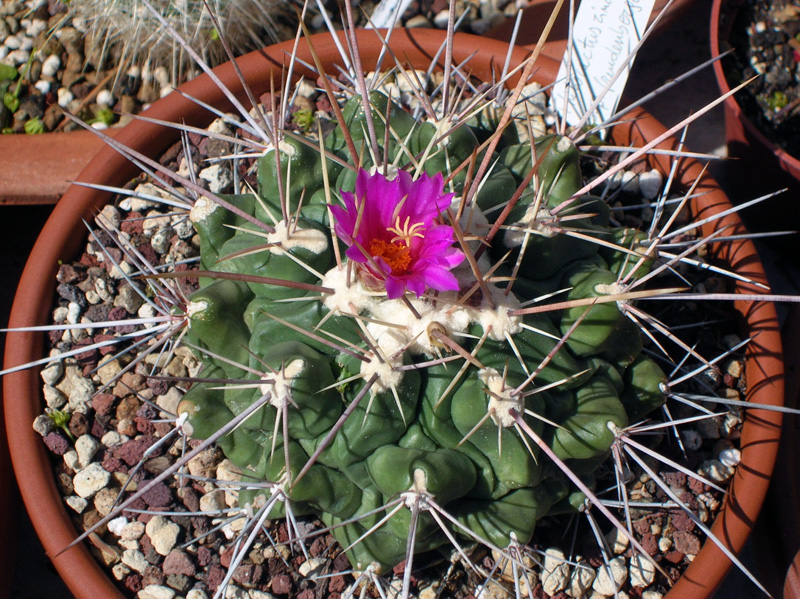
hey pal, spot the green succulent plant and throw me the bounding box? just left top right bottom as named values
left=176, top=88, right=668, bottom=573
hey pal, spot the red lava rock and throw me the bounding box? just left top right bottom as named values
left=206, top=563, right=226, bottom=593
left=146, top=377, right=170, bottom=396
left=68, top=411, right=91, bottom=437
left=220, top=546, right=235, bottom=569
left=316, top=95, right=333, bottom=112
left=121, top=212, right=144, bottom=235
left=296, top=590, right=314, bottom=599
left=672, top=530, right=701, bottom=555
left=328, top=575, right=346, bottom=593
left=140, top=533, right=161, bottom=564
left=687, top=476, right=709, bottom=494
left=91, top=418, right=108, bottom=438
left=124, top=573, right=143, bottom=593
left=669, top=509, right=695, bottom=532
left=135, top=416, right=156, bottom=435
left=57, top=263, right=85, bottom=284
left=108, top=306, right=136, bottom=333
left=143, top=564, right=166, bottom=586
left=197, top=545, right=214, bottom=567
left=92, top=393, right=116, bottom=417
left=43, top=432, right=70, bottom=455
left=142, top=481, right=172, bottom=508
left=101, top=456, right=128, bottom=473
left=271, top=573, right=292, bottom=595
left=114, top=435, right=157, bottom=466
left=177, top=486, right=200, bottom=512
left=632, top=517, right=651, bottom=535
left=640, top=532, right=659, bottom=556
left=153, top=420, right=174, bottom=437
left=232, top=563, right=263, bottom=587
left=95, top=334, right=119, bottom=356
left=163, top=549, right=197, bottom=577
left=664, top=550, right=685, bottom=564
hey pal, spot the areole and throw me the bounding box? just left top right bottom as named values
left=2, top=28, right=784, bottom=598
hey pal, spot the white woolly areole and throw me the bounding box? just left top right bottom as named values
left=466, top=285, right=523, bottom=342
left=369, top=291, right=470, bottom=356
left=504, top=204, right=556, bottom=247
left=480, top=367, right=523, bottom=428
left=260, top=359, right=305, bottom=407
left=189, top=197, right=218, bottom=223
left=359, top=353, right=403, bottom=395
left=267, top=221, right=329, bottom=254
left=185, top=300, right=209, bottom=323
left=401, top=468, right=430, bottom=508
left=320, top=266, right=378, bottom=316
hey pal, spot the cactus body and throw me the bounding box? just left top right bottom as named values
left=179, top=89, right=668, bottom=573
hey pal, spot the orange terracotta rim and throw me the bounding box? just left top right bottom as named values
left=2, top=28, right=784, bottom=599
left=710, top=0, right=800, bottom=180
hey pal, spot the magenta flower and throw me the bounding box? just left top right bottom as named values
left=330, top=169, right=465, bottom=299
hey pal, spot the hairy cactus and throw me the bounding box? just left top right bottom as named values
left=70, top=0, right=294, bottom=85
left=177, top=89, right=668, bottom=574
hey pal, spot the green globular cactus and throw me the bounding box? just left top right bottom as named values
left=177, top=90, right=668, bottom=574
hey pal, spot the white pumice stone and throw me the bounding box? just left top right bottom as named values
left=638, top=169, right=663, bottom=199
left=64, top=495, right=88, bottom=513
left=697, top=458, right=735, bottom=483
left=718, top=447, right=742, bottom=467
left=3, top=34, right=21, bottom=50
left=34, top=79, right=49, bottom=94
left=138, top=584, right=177, bottom=599
left=121, top=549, right=149, bottom=573
left=75, top=434, right=101, bottom=466
left=592, top=556, right=628, bottom=595
left=32, top=414, right=54, bottom=436
left=40, top=359, right=64, bottom=385
left=57, top=87, right=74, bottom=108
left=96, top=89, right=114, bottom=106
left=19, top=36, right=32, bottom=51
left=27, top=18, right=47, bottom=37
left=7, top=49, right=29, bottom=66
left=542, top=548, right=570, bottom=595
left=145, top=515, right=181, bottom=556
left=73, top=462, right=111, bottom=498
left=108, top=516, right=129, bottom=536
left=629, top=554, right=656, bottom=587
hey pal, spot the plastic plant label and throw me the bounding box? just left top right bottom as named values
left=550, top=0, right=657, bottom=130
left=368, top=0, right=414, bottom=28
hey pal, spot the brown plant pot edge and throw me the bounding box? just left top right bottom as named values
left=2, top=28, right=785, bottom=599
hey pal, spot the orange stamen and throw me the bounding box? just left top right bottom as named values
left=369, top=238, right=412, bottom=275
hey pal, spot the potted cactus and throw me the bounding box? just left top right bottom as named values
left=2, top=14, right=786, bottom=599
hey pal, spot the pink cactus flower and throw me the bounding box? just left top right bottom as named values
left=331, top=169, right=465, bottom=299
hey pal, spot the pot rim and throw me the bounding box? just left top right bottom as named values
left=2, top=27, right=784, bottom=599
left=710, top=0, right=800, bottom=175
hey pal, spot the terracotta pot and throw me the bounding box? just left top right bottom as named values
left=0, top=129, right=111, bottom=205
left=2, top=28, right=784, bottom=599
left=710, top=0, right=800, bottom=240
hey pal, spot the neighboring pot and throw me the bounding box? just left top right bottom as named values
left=2, top=28, right=785, bottom=599
left=710, top=0, right=800, bottom=239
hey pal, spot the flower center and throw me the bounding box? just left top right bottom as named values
left=369, top=238, right=412, bottom=275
